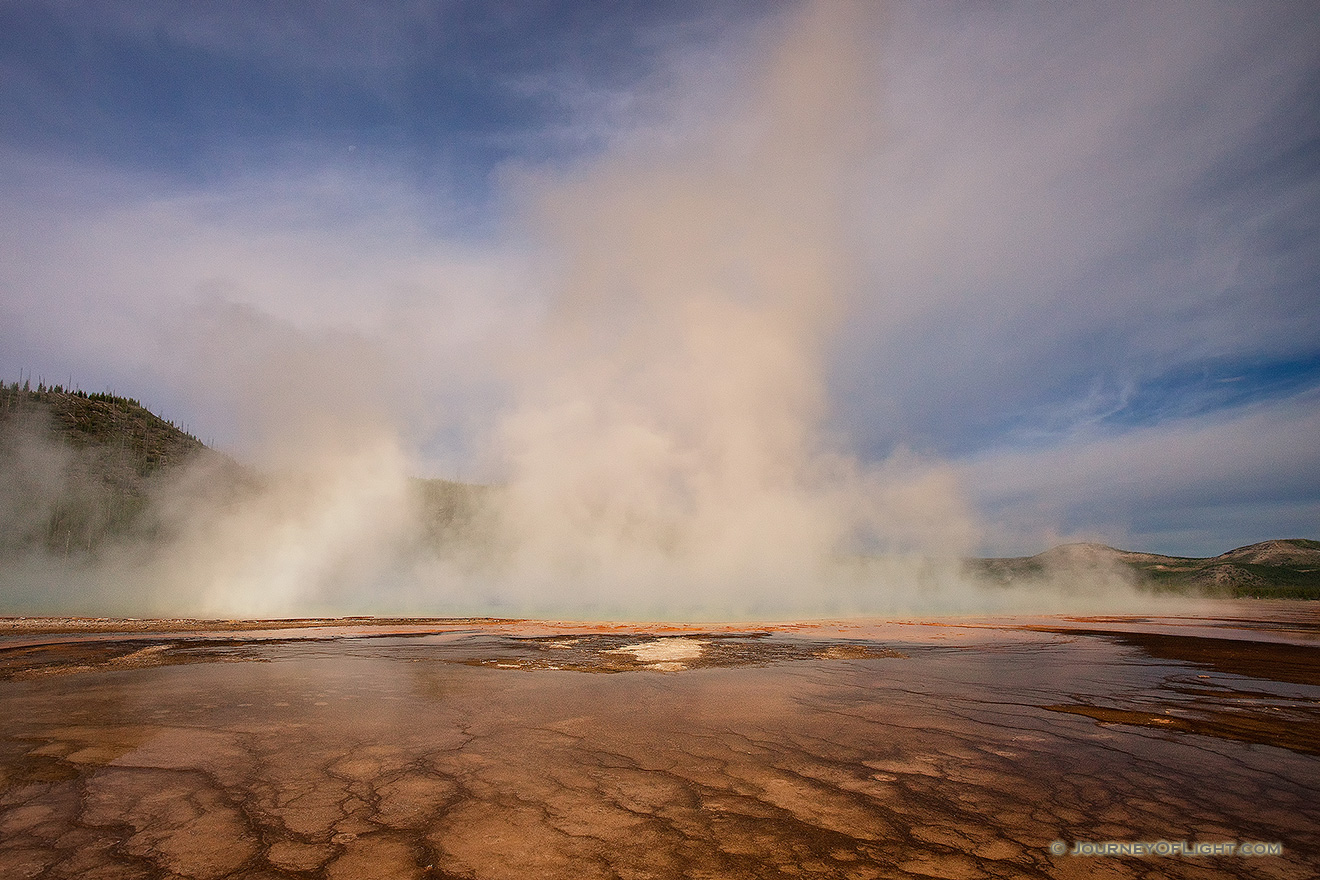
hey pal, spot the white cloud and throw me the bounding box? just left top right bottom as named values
left=961, top=391, right=1320, bottom=556
left=0, top=161, right=533, bottom=466
left=833, top=0, right=1320, bottom=455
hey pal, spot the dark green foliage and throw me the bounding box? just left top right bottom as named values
left=1215, top=563, right=1320, bottom=599
left=1, top=380, right=495, bottom=563
left=1, top=382, right=204, bottom=475
left=0, top=383, right=210, bottom=556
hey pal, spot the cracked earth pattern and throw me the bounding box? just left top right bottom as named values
left=1, top=619, right=1317, bottom=879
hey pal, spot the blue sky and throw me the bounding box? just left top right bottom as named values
left=2, top=0, right=1318, bottom=558
left=0, top=1, right=777, bottom=216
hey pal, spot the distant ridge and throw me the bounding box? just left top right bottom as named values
left=3, top=383, right=1316, bottom=597
left=0, top=383, right=222, bottom=555
left=0, top=383, right=482, bottom=557
left=971, top=539, right=1320, bottom=599
left=1, top=381, right=205, bottom=474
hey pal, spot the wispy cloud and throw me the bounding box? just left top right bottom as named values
left=829, top=3, right=1320, bottom=478
left=0, top=164, right=532, bottom=468
left=963, top=390, right=1320, bottom=556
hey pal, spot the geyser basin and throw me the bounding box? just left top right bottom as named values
left=1, top=608, right=1317, bottom=879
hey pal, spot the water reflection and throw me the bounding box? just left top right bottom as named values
left=1, top=612, right=1317, bottom=878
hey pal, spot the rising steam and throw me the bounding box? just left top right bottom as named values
left=0, top=4, right=1167, bottom=619
left=440, top=3, right=983, bottom=617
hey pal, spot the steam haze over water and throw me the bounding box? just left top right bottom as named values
left=1, top=1, right=1318, bottom=617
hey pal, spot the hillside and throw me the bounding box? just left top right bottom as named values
left=0, top=382, right=484, bottom=557
left=1, top=382, right=205, bottom=470
left=971, top=539, right=1320, bottom=599
left=0, top=382, right=220, bottom=555
left=4, top=382, right=1316, bottom=596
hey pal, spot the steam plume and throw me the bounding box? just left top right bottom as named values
left=460, top=4, right=983, bottom=616
left=0, top=3, right=1176, bottom=619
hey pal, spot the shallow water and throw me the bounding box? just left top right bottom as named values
left=1, top=610, right=1318, bottom=879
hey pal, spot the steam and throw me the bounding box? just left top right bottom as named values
left=414, top=3, right=1158, bottom=618
left=0, top=3, right=1176, bottom=619
left=417, top=3, right=971, bottom=617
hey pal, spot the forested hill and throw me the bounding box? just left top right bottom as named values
left=0, top=382, right=212, bottom=555
left=4, top=382, right=1315, bottom=598
left=0, top=381, right=479, bottom=558
left=1, top=382, right=205, bottom=474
